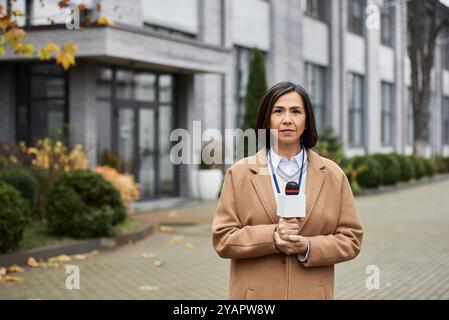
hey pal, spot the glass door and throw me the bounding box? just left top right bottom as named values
left=138, top=108, right=156, bottom=198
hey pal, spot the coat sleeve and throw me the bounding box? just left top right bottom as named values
left=212, top=169, right=280, bottom=259
left=302, top=172, right=364, bottom=268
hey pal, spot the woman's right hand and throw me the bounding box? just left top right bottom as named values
left=276, top=217, right=300, bottom=240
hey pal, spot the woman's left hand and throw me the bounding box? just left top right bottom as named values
left=274, top=231, right=309, bottom=255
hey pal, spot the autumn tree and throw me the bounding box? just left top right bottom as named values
left=0, top=0, right=113, bottom=69
left=407, top=0, right=449, bottom=155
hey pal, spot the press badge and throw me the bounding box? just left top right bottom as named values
left=276, top=193, right=306, bottom=218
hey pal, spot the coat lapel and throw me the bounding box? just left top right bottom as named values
left=248, top=148, right=326, bottom=228
left=298, top=149, right=326, bottom=232
left=250, top=148, right=278, bottom=224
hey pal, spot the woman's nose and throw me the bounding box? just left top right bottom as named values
left=283, top=112, right=293, bottom=123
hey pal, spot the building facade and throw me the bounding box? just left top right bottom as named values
left=1, top=0, right=449, bottom=200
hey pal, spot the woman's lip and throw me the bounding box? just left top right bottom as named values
left=280, top=129, right=295, bottom=132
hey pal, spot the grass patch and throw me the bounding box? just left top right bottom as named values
left=17, top=217, right=143, bottom=251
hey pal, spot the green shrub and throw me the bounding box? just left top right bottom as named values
left=371, top=153, right=400, bottom=186
left=389, top=153, right=414, bottom=182
left=352, top=155, right=383, bottom=189
left=44, top=170, right=126, bottom=238
left=422, top=158, right=435, bottom=177
left=432, top=155, right=448, bottom=174
left=409, top=156, right=426, bottom=180
left=0, top=181, right=28, bottom=253
left=0, top=168, right=38, bottom=215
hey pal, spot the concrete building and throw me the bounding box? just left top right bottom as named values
left=1, top=0, right=448, bottom=200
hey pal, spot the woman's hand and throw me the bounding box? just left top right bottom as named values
left=276, top=217, right=300, bottom=240
left=274, top=231, right=309, bottom=255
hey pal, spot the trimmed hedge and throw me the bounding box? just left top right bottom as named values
left=423, top=158, right=435, bottom=177
left=409, top=156, right=426, bottom=180
left=0, top=181, right=28, bottom=253
left=352, top=155, right=383, bottom=189
left=0, top=168, right=37, bottom=216
left=371, top=153, right=400, bottom=186
left=44, top=170, right=126, bottom=238
left=389, top=153, right=414, bottom=182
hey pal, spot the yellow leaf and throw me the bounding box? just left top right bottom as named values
left=4, top=275, right=23, bottom=283
left=71, top=254, right=89, bottom=261
left=37, top=42, right=60, bottom=60
left=0, top=16, right=10, bottom=33
left=159, top=225, right=174, bottom=233
left=62, top=42, right=78, bottom=55
left=139, top=285, right=159, bottom=291
left=98, top=16, right=114, bottom=26
left=15, top=42, right=35, bottom=57
left=48, top=255, right=71, bottom=263
left=8, top=265, right=25, bottom=273
left=0, top=45, right=5, bottom=56
left=11, top=9, right=25, bottom=17
left=153, top=260, right=164, bottom=267
left=56, top=52, right=75, bottom=70
left=185, top=243, right=194, bottom=249
left=141, top=252, right=155, bottom=259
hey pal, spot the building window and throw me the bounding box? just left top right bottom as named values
left=348, top=0, right=365, bottom=36
left=381, top=82, right=394, bottom=145
left=234, top=46, right=253, bottom=129
left=306, top=0, right=328, bottom=22
left=348, top=73, right=365, bottom=146
left=445, top=42, right=449, bottom=70
left=407, top=88, right=414, bottom=146
left=16, top=63, right=68, bottom=144
left=305, top=63, right=327, bottom=132
left=444, top=97, right=449, bottom=145
left=381, top=0, right=395, bottom=47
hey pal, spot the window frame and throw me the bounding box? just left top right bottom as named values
left=381, top=81, right=394, bottom=146
left=348, top=72, right=365, bottom=147
left=348, top=0, right=366, bottom=37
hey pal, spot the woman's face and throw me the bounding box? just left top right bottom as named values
left=269, top=91, right=307, bottom=147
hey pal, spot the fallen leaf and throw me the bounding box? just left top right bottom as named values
left=139, top=285, right=159, bottom=291
left=4, top=275, right=23, bottom=283
left=185, top=243, right=194, bottom=249
left=128, top=240, right=135, bottom=246
left=141, top=253, right=155, bottom=259
left=0, top=267, right=6, bottom=277
left=72, top=254, right=89, bottom=261
left=40, top=262, right=60, bottom=268
left=168, top=235, right=184, bottom=245
left=159, top=225, right=174, bottom=233
left=167, top=210, right=179, bottom=218
left=153, top=260, right=164, bottom=267
left=48, top=255, right=71, bottom=264
left=89, top=250, right=99, bottom=257
left=27, top=257, right=40, bottom=268
left=8, top=265, right=25, bottom=273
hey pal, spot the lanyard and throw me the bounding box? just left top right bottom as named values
left=268, top=147, right=305, bottom=194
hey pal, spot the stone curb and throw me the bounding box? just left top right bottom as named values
left=0, top=221, right=153, bottom=267
left=353, top=173, right=449, bottom=197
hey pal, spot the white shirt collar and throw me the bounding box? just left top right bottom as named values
left=269, top=147, right=307, bottom=170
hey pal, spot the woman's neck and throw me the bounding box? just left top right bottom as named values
left=273, top=143, right=302, bottom=160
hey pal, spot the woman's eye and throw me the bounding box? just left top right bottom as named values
left=273, top=109, right=282, bottom=113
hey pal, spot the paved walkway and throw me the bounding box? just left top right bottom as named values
left=1, top=179, right=449, bottom=300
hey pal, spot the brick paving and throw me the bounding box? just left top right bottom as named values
left=1, top=179, right=449, bottom=300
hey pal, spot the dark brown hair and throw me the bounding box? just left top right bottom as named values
left=255, top=81, right=319, bottom=150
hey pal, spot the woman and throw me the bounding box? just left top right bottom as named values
left=212, top=82, right=364, bottom=300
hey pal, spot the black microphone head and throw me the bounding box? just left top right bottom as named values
left=285, top=181, right=299, bottom=195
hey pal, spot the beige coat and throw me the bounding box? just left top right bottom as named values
left=212, top=148, right=364, bottom=300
